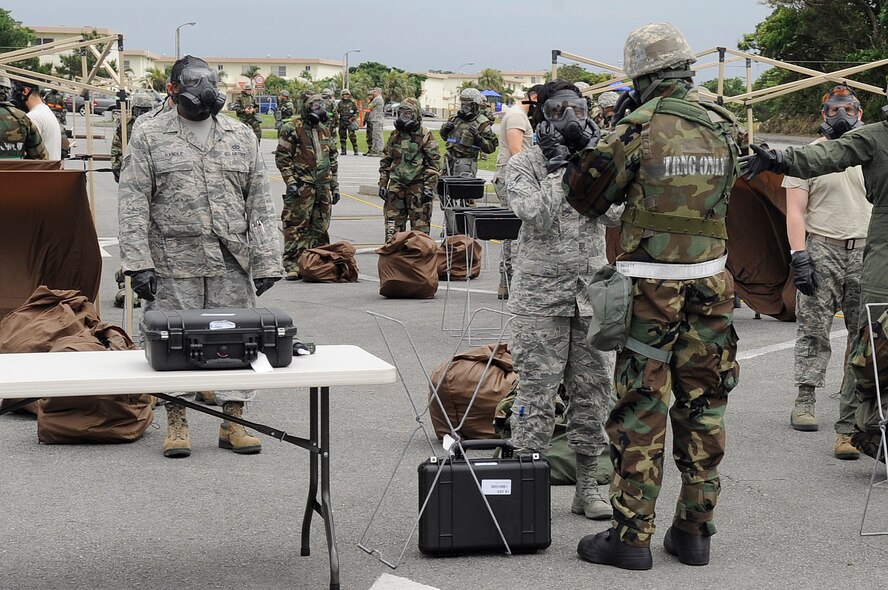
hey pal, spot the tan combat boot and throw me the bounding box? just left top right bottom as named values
left=219, top=401, right=262, bottom=454
left=834, top=433, right=860, bottom=460
left=790, top=386, right=818, bottom=431
left=163, top=403, right=191, bottom=458
left=571, top=452, right=611, bottom=520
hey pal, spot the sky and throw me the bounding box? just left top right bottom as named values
left=7, top=0, right=774, bottom=81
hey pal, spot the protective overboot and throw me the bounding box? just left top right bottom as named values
left=163, top=403, right=191, bottom=458
left=340, top=148, right=347, bottom=156
left=577, top=528, right=652, bottom=571
left=834, top=433, right=860, bottom=460
left=571, top=452, right=611, bottom=520
left=353, top=150, right=359, bottom=156
left=219, top=401, right=262, bottom=454
left=663, top=526, right=710, bottom=566
left=790, top=385, right=818, bottom=431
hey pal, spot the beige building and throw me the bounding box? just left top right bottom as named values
left=420, top=71, right=547, bottom=118
left=26, top=25, right=123, bottom=73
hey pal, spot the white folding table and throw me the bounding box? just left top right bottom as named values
left=0, top=345, right=396, bottom=590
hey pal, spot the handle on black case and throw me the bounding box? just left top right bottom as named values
left=190, top=358, right=250, bottom=369
left=452, top=439, right=514, bottom=458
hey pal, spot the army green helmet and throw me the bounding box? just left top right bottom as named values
left=623, top=22, right=696, bottom=79
left=598, top=91, right=619, bottom=109
left=0, top=72, right=11, bottom=102
left=279, top=89, right=291, bottom=98
left=321, top=88, right=334, bottom=99
left=400, top=97, right=422, bottom=122
left=459, top=87, right=483, bottom=105
left=340, top=88, right=351, bottom=98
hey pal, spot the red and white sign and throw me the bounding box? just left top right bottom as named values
left=252, top=75, right=265, bottom=89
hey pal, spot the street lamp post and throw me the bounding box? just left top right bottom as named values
left=175, top=22, right=196, bottom=59
left=343, top=49, right=361, bottom=90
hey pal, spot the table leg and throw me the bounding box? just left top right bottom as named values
left=320, top=386, right=340, bottom=590
left=301, top=386, right=319, bottom=556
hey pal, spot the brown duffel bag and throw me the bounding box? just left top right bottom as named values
left=0, top=287, right=154, bottom=442
left=428, top=343, right=517, bottom=440
left=298, top=241, right=359, bottom=283
left=436, top=235, right=482, bottom=281
left=376, top=231, right=439, bottom=298
left=38, top=323, right=154, bottom=444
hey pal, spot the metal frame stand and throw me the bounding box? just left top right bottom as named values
left=358, top=309, right=517, bottom=568
left=860, top=302, right=888, bottom=536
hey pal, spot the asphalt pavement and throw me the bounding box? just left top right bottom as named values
left=2, top=129, right=887, bottom=590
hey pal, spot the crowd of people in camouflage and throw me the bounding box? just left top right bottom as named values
left=9, top=17, right=888, bottom=575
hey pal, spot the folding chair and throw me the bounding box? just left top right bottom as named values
left=358, top=308, right=517, bottom=568
left=860, top=302, right=888, bottom=536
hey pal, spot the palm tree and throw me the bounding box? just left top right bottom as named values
left=477, top=68, right=508, bottom=96
left=243, top=65, right=261, bottom=81
left=144, top=67, right=168, bottom=92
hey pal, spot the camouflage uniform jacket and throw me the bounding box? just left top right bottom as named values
left=133, top=99, right=174, bottom=133
left=44, top=90, right=66, bottom=124
left=378, top=125, right=441, bottom=190
left=0, top=102, right=47, bottom=159
left=505, top=145, right=622, bottom=317
left=234, top=92, right=259, bottom=120
left=563, top=85, right=741, bottom=264
left=442, top=112, right=498, bottom=159
left=117, top=109, right=283, bottom=280
left=337, top=98, right=359, bottom=126
left=277, top=99, right=295, bottom=125
left=323, top=98, right=340, bottom=128
left=367, top=95, right=385, bottom=122
left=274, top=114, right=339, bottom=190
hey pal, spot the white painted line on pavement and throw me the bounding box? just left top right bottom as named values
left=369, top=573, right=441, bottom=590
left=738, top=328, right=848, bottom=361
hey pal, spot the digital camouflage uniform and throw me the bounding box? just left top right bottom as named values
left=234, top=90, right=262, bottom=143
left=111, top=92, right=156, bottom=182
left=118, top=108, right=283, bottom=403
left=440, top=108, right=497, bottom=176
left=274, top=95, right=339, bottom=272
left=504, top=146, right=622, bottom=458
left=378, top=98, right=441, bottom=241
left=771, top=122, right=888, bottom=459
left=564, top=82, right=742, bottom=547
left=367, top=92, right=385, bottom=155
left=337, top=95, right=360, bottom=153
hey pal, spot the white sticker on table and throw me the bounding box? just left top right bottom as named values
left=481, top=479, right=512, bottom=496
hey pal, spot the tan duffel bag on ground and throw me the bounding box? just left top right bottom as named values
left=429, top=343, right=517, bottom=440
left=377, top=231, right=439, bottom=298
left=436, top=235, right=481, bottom=281
left=298, top=241, right=360, bottom=283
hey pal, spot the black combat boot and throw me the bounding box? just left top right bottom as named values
left=663, top=526, right=710, bottom=566
left=341, top=148, right=347, bottom=156
left=577, top=528, right=652, bottom=571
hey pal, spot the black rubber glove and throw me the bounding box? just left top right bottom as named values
left=421, top=186, right=435, bottom=203
left=468, top=125, right=482, bottom=146
left=378, top=186, right=388, bottom=200
left=790, top=250, right=819, bottom=296
left=253, top=277, right=280, bottom=297
left=332, top=190, right=340, bottom=205
left=285, top=182, right=301, bottom=199
left=536, top=120, right=572, bottom=173
left=740, top=144, right=789, bottom=180
left=440, top=121, right=455, bottom=137
left=112, top=169, right=120, bottom=183
left=127, top=269, right=157, bottom=302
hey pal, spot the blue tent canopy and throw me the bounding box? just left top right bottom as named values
left=606, top=82, right=632, bottom=92
left=480, top=89, right=501, bottom=97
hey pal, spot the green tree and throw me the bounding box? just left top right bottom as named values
left=264, top=73, right=288, bottom=95
left=242, top=65, right=261, bottom=81
left=144, top=67, right=168, bottom=92
left=56, top=31, right=118, bottom=81
left=740, top=1, right=888, bottom=124
left=477, top=68, right=510, bottom=96
left=0, top=9, right=45, bottom=74
left=701, top=77, right=748, bottom=119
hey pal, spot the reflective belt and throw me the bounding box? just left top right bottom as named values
left=616, top=254, right=727, bottom=280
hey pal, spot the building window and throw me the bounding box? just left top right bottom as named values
left=531, top=77, right=538, bottom=83
left=276, top=66, right=286, bottom=77
left=241, top=65, right=254, bottom=75
left=218, top=64, right=224, bottom=71
left=34, top=37, right=54, bottom=45
left=304, top=65, right=311, bottom=72
left=123, top=60, right=130, bottom=69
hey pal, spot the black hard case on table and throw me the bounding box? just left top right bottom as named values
left=140, top=308, right=297, bottom=371
left=436, top=176, right=486, bottom=201
left=417, top=441, right=551, bottom=555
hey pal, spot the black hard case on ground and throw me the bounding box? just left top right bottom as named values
left=417, top=441, right=551, bottom=555
left=140, top=308, right=297, bottom=370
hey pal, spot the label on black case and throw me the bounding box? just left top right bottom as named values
left=481, top=479, right=512, bottom=496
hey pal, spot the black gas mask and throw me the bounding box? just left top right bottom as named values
left=543, top=90, right=591, bottom=139
left=394, top=106, right=419, bottom=132
left=305, top=99, right=329, bottom=125
left=820, top=98, right=862, bottom=139
left=10, top=81, right=34, bottom=111
left=175, top=64, right=224, bottom=121
left=457, top=100, right=478, bottom=120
